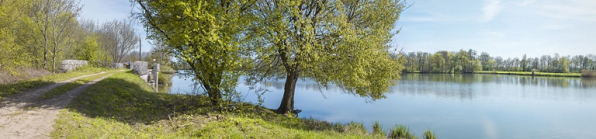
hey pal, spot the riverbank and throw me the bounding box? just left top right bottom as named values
left=403, top=71, right=583, bottom=77
left=474, top=71, right=582, bottom=77
left=52, top=71, right=435, bottom=138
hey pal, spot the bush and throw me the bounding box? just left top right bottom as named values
left=424, top=129, right=437, bottom=139
left=157, top=72, right=171, bottom=86
left=582, top=70, right=596, bottom=77
left=373, top=121, right=385, bottom=136
left=388, top=125, right=416, bottom=139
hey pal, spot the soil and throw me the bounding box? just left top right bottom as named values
left=0, top=72, right=113, bottom=139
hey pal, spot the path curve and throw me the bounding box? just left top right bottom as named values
left=0, top=72, right=115, bottom=139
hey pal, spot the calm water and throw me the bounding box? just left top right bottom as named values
left=169, top=72, right=596, bottom=139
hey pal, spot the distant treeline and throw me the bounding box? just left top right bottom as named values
left=401, top=49, right=596, bottom=73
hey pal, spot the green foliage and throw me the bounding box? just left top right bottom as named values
left=423, top=129, right=437, bottom=139
left=0, top=0, right=33, bottom=74
left=388, top=125, right=416, bottom=139
left=373, top=121, right=386, bottom=136
left=133, top=0, right=255, bottom=106
left=75, top=35, right=100, bottom=62
left=157, top=72, right=172, bottom=87
left=248, top=0, right=407, bottom=113
left=404, top=50, right=596, bottom=74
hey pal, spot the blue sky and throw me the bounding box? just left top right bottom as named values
left=80, top=0, right=596, bottom=58
left=393, top=0, right=596, bottom=58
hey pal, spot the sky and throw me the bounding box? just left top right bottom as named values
left=79, top=0, right=596, bottom=59
left=393, top=0, right=596, bottom=58
left=78, top=0, right=151, bottom=53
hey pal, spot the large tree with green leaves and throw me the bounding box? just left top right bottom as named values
left=0, top=0, right=35, bottom=74
left=132, top=0, right=255, bottom=106
left=247, top=0, right=406, bottom=114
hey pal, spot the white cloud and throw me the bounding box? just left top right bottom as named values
left=534, top=2, right=596, bottom=22
left=481, top=0, right=502, bottom=22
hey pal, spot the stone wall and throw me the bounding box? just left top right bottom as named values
left=60, top=60, right=88, bottom=72
left=132, top=61, right=148, bottom=75
left=112, top=63, right=124, bottom=69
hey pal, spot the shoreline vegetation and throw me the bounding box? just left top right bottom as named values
left=402, top=70, right=593, bottom=78
left=52, top=71, right=436, bottom=139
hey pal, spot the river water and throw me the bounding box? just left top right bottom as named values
left=169, top=72, right=596, bottom=139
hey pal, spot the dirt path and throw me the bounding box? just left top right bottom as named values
left=0, top=72, right=115, bottom=139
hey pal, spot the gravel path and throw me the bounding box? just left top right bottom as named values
left=0, top=72, right=114, bottom=139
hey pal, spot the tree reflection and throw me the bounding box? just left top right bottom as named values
left=399, top=74, right=596, bottom=88
left=391, top=74, right=596, bottom=101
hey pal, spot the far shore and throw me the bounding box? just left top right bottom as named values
left=403, top=71, right=584, bottom=78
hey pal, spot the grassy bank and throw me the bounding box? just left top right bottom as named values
left=52, top=72, right=435, bottom=139
left=0, top=66, right=112, bottom=99
left=474, top=71, right=582, bottom=77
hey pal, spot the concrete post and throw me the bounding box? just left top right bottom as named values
left=154, top=63, right=159, bottom=92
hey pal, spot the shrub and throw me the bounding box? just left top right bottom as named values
left=373, top=121, right=385, bottom=136
left=157, top=72, right=171, bottom=86
left=424, top=129, right=436, bottom=139
left=582, top=70, right=596, bottom=77
left=388, top=125, right=416, bottom=139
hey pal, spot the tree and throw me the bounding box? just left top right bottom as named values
left=29, top=0, right=81, bottom=72
left=248, top=0, right=406, bottom=114
left=520, top=54, right=527, bottom=71
left=97, top=20, right=140, bottom=63
left=0, top=0, right=34, bottom=74
left=132, top=0, right=255, bottom=106
left=430, top=53, right=445, bottom=72
left=479, top=52, right=491, bottom=71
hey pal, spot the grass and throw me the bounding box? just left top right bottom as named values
left=52, top=72, right=434, bottom=139
left=41, top=71, right=122, bottom=99
left=474, top=71, right=582, bottom=77
left=0, top=66, right=113, bottom=99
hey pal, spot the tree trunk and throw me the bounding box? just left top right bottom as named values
left=276, top=71, right=299, bottom=114
left=43, top=28, right=48, bottom=70
left=53, top=42, right=57, bottom=72
left=202, top=82, right=222, bottom=106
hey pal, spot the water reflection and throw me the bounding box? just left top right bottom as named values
left=261, top=78, right=342, bottom=93
left=168, top=72, right=596, bottom=139
left=400, top=74, right=596, bottom=88
left=393, top=74, right=596, bottom=101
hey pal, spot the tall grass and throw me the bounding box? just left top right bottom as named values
left=373, top=121, right=386, bottom=136
left=388, top=125, right=416, bottom=139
